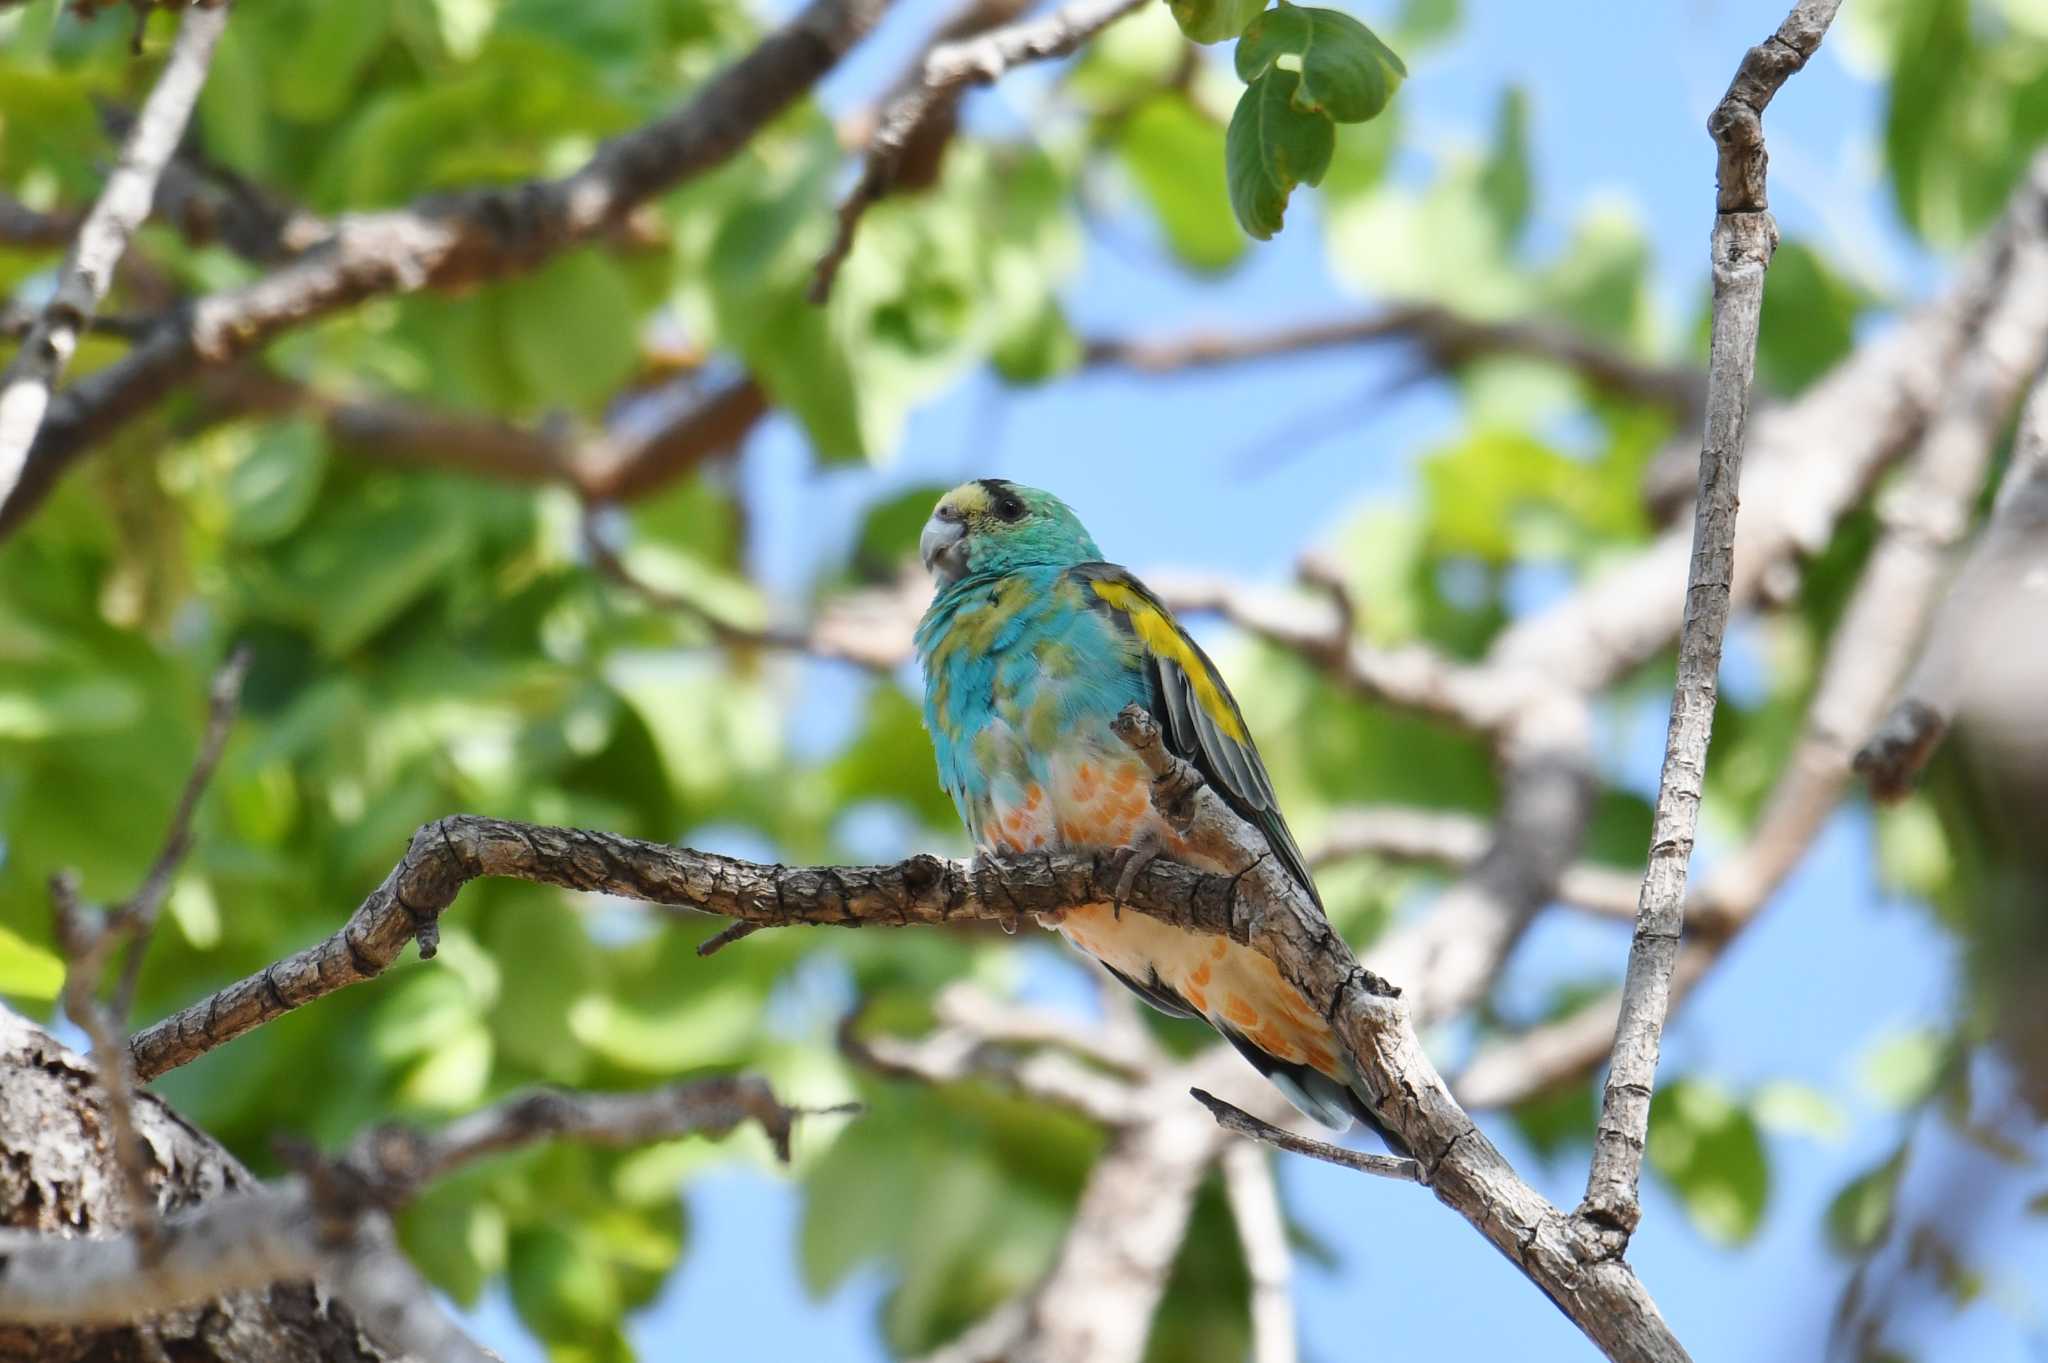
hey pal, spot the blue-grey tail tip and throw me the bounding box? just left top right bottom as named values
left=1265, top=1069, right=1356, bottom=1132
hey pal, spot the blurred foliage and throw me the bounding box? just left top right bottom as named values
left=2, top=0, right=2045, bottom=1360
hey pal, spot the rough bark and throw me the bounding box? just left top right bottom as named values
left=0, top=1005, right=395, bottom=1363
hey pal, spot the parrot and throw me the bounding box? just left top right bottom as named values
left=914, top=478, right=1400, bottom=1146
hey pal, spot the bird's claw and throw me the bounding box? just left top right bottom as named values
left=970, top=849, right=1034, bottom=934
left=1108, top=835, right=1164, bottom=918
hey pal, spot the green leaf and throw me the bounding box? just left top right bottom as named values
left=197, top=23, right=271, bottom=178
left=850, top=485, right=951, bottom=582
left=1226, top=71, right=1335, bottom=241
left=262, top=484, right=475, bottom=656
left=989, top=291, right=1082, bottom=385
left=508, top=1224, right=621, bottom=1342
left=1477, top=86, right=1531, bottom=244
left=271, top=0, right=394, bottom=123
left=1755, top=238, right=1876, bottom=394
left=1858, top=1028, right=1948, bottom=1109
left=226, top=418, right=328, bottom=545
left=0, top=671, right=145, bottom=740
left=1750, top=1079, right=1848, bottom=1144
left=710, top=173, right=869, bottom=460
left=400, top=1180, right=509, bottom=1307
left=0, top=923, right=65, bottom=1001
left=501, top=251, right=643, bottom=410
left=1166, top=0, right=1266, bottom=45
left=1118, top=96, right=1246, bottom=271
left=1394, top=0, right=1460, bottom=48
left=1235, top=6, right=1406, bottom=124
left=1647, top=1077, right=1770, bottom=1246
left=1826, top=1149, right=1905, bottom=1255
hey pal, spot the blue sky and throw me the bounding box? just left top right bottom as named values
left=462, top=2, right=2048, bottom=1360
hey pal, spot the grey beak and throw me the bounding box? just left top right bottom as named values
left=919, top=513, right=967, bottom=585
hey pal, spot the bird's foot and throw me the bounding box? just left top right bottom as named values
left=969, top=849, right=1035, bottom=934
left=1108, top=833, right=1165, bottom=917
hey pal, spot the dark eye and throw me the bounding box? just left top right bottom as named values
left=993, top=493, right=1027, bottom=522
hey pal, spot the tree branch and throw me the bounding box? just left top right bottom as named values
left=187, top=364, right=770, bottom=507
left=1219, top=1140, right=1300, bottom=1363
left=1856, top=362, right=2048, bottom=798
left=1493, top=148, right=2048, bottom=698
left=1460, top=152, right=2048, bottom=1115
left=0, top=0, right=227, bottom=515
left=0, top=0, right=892, bottom=539
left=1576, top=0, right=1841, bottom=1246
left=1084, top=303, right=1708, bottom=421
left=809, top=0, right=1145, bottom=301
left=1107, top=707, right=1690, bottom=1362
left=1308, top=804, right=1642, bottom=920
left=842, top=997, right=1143, bottom=1126
left=0, top=1067, right=821, bottom=1346
left=1193, top=1088, right=1422, bottom=1183
left=117, top=720, right=1689, bottom=1358
left=111, top=646, right=249, bottom=1019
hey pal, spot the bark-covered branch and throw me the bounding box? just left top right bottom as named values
left=1577, top=0, right=1841, bottom=1245
left=0, top=1006, right=401, bottom=1363
left=115, top=708, right=1688, bottom=1359
left=0, top=0, right=228, bottom=515
left=0, top=0, right=892, bottom=539
left=0, top=1040, right=821, bottom=1344
left=1856, top=353, right=2048, bottom=797
left=1084, top=303, right=1707, bottom=420
left=1459, top=156, right=2048, bottom=1113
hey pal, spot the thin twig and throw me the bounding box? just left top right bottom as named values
left=53, top=875, right=163, bottom=1263
left=0, top=0, right=229, bottom=511
left=1191, top=1088, right=1422, bottom=1183
left=1576, top=0, right=1842, bottom=1245
left=809, top=0, right=1145, bottom=301
left=110, top=645, right=250, bottom=1021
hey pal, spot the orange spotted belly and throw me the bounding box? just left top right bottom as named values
left=1060, top=904, right=1343, bottom=1078
left=976, top=747, right=1346, bottom=1084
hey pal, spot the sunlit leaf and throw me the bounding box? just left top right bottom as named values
left=0, top=923, right=65, bottom=1001
left=1647, top=1077, right=1770, bottom=1246
left=1858, top=1028, right=1948, bottom=1109
left=502, top=251, right=644, bottom=410
left=1750, top=1079, right=1848, bottom=1144
left=1166, top=0, right=1265, bottom=46
left=1120, top=96, right=1246, bottom=272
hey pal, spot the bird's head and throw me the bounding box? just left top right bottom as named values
left=919, top=479, right=1102, bottom=588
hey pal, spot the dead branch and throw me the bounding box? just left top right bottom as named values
left=1576, top=0, right=1842, bottom=1246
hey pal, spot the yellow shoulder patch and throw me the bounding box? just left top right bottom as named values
left=1089, top=578, right=1248, bottom=742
